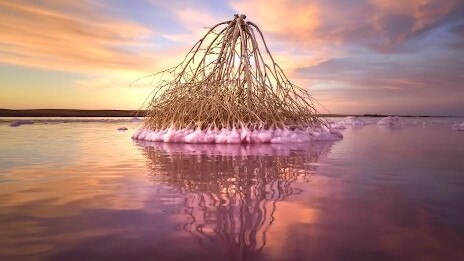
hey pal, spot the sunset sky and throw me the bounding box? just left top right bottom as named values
left=1, top=0, right=463, bottom=116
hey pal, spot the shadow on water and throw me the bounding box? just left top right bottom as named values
left=136, top=141, right=336, bottom=261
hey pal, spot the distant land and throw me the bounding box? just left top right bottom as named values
left=0, top=109, right=142, bottom=117
left=0, top=109, right=451, bottom=118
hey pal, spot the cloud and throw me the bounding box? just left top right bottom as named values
left=295, top=51, right=464, bottom=115
left=227, top=0, right=464, bottom=115
left=1, top=0, right=462, bottom=114
left=0, top=0, right=156, bottom=73
left=298, top=57, right=463, bottom=90
left=232, top=0, right=320, bottom=40
left=230, top=0, right=464, bottom=52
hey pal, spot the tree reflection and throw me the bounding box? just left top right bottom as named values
left=137, top=142, right=334, bottom=261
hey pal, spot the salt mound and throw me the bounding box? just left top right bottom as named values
left=9, top=120, right=34, bottom=127
left=377, top=116, right=404, bottom=126
left=452, top=123, right=464, bottom=131
left=129, top=117, right=142, bottom=122
left=132, top=127, right=342, bottom=144
left=337, top=116, right=366, bottom=126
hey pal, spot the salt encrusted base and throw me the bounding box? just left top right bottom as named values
left=132, top=127, right=342, bottom=143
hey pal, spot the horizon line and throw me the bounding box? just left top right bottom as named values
left=0, top=109, right=458, bottom=118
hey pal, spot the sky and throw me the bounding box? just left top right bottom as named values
left=0, top=0, right=463, bottom=116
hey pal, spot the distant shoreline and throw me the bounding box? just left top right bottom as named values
left=0, top=109, right=143, bottom=117
left=0, top=109, right=452, bottom=118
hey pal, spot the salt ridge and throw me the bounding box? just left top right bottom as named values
left=132, top=127, right=342, bottom=143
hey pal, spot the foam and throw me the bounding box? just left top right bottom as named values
left=132, top=126, right=342, bottom=144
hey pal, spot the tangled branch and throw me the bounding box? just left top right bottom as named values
left=138, top=14, right=324, bottom=131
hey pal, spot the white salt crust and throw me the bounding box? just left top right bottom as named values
left=337, top=116, right=367, bottom=126
left=329, top=124, right=347, bottom=130
left=132, top=127, right=342, bottom=144
left=9, top=120, right=34, bottom=127
left=452, top=122, right=464, bottom=131
left=7, top=118, right=141, bottom=127
left=377, top=116, right=405, bottom=126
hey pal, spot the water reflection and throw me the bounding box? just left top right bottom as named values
left=2, top=121, right=463, bottom=260
left=137, top=141, right=335, bottom=261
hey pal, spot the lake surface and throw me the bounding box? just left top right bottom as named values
left=1, top=118, right=463, bottom=261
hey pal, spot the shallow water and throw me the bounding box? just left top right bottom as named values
left=1, top=118, right=463, bottom=261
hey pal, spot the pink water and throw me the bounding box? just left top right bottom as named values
left=1, top=118, right=463, bottom=261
